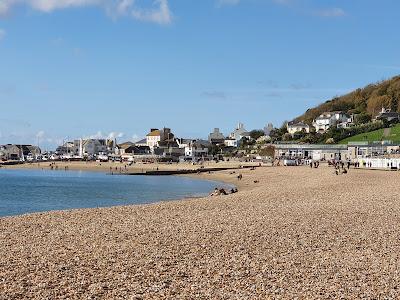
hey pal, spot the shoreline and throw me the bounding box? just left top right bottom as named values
left=0, top=165, right=248, bottom=219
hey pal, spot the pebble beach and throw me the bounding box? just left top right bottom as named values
left=1, top=165, right=400, bottom=299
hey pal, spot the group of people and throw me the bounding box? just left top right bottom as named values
left=309, top=161, right=320, bottom=168
left=109, top=165, right=129, bottom=175
left=332, top=161, right=350, bottom=175
left=48, top=163, right=68, bottom=171
left=210, top=187, right=238, bottom=197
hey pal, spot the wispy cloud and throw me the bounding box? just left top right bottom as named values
left=217, top=0, right=346, bottom=18
left=201, top=91, right=227, bottom=100
left=272, top=0, right=294, bottom=6
left=314, top=7, right=345, bottom=18
left=72, top=47, right=83, bottom=57
left=0, top=28, right=5, bottom=41
left=290, top=83, right=312, bottom=90
left=0, top=0, right=172, bottom=25
left=217, top=0, right=241, bottom=7
left=131, top=0, right=172, bottom=24
left=36, top=130, right=45, bottom=139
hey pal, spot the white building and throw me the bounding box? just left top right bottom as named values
left=176, top=138, right=192, bottom=149
left=229, top=123, right=250, bottom=141
left=146, top=128, right=174, bottom=150
left=77, top=139, right=115, bottom=157
left=287, top=122, right=310, bottom=135
left=184, top=140, right=209, bottom=158
left=224, top=138, right=238, bottom=147
left=313, top=112, right=352, bottom=133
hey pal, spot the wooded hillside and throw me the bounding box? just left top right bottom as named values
left=295, top=75, right=400, bottom=123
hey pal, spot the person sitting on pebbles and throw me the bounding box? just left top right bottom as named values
left=210, top=188, right=228, bottom=196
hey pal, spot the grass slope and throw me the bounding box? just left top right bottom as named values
left=339, top=124, right=400, bottom=144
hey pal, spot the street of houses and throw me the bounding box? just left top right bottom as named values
left=0, top=123, right=255, bottom=164
left=2, top=108, right=400, bottom=167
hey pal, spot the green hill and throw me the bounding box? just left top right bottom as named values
left=295, top=75, right=400, bottom=124
left=339, top=124, right=400, bottom=144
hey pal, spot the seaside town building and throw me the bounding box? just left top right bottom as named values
left=224, top=138, right=238, bottom=148
left=115, top=142, right=134, bottom=154
left=264, top=123, right=274, bottom=137
left=77, top=139, right=116, bottom=157
left=374, top=108, right=400, bottom=123
left=115, top=142, right=150, bottom=156
left=55, top=139, right=116, bottom=158
left=176, top=138, right=192, bottom=149
left=134, top=139, right=147, bottom=147
left=312, top=111, right=353, bottom=133
left=146, top=128, right=174, bottom=151
left=183, top=140, right=209, bottom=158
left=274, top=142, right=400, bottom=161
left=229, top=123, right=251, bottom=142
left=286, top=122, right=310, bottom=136
left=208, top=128, right=225, bottom=145
left=275, top=143, right=351, bottom=161
left=0, top=144, right=41, bottom=161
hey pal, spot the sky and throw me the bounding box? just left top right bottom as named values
left=1, top=0, right=400, bottom=149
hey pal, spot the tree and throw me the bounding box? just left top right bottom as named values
left=249, top=130, right=265, bottom=140
left=282, top=133, right=293, bottom=141
left=367, top=95, right=391, bottom=116
left=209, top=145, right=222, bottom=156
left=354, top=112, right=372, bottom=125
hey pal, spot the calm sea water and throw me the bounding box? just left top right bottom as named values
left=0, top=169, right=231, bottom=217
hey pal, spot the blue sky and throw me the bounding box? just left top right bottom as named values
left=1, top=0, right=400, bottom=149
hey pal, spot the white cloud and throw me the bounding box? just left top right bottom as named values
left=85, top=131, right=124, bottom=140
left=0, top=0, right=172, bottom=24
left=87, top=131, right=104, bottom=139
left=107, top=131, right=124, bottom=139
left=131, top=0, right=172, bottom=25
left=0, top=28, right=5, bottom=41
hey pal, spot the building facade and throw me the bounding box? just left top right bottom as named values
left=313, top=111, right=352, bottom=133
left=208, top=128, right=225, bottom=145
left=229, top=123, right=250, bottom=141
left=146, top=128, right=174, bottom=151
left=287, top=122, right=310, bottom=135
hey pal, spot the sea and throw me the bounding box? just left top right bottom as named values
left=0, top=169, right=232, bottom=217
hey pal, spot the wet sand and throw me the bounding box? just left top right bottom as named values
left=2, top=160, right=257, bottom=174
left=1, top=165, right=400, bottom=299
